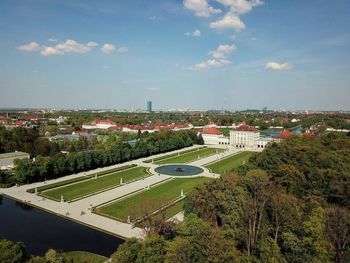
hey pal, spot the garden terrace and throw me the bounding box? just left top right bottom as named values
left=41, top=166, right=148, bottom=202
left=205, top=151, right=253, bottom=174
left=95, top=177, right=212, bottom=222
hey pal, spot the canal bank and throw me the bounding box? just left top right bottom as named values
left=0, top=195, right=123, bottom=257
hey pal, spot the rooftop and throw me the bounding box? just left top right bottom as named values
left=235, top=124, right=257, bottom=132
left=202, top=127, right=223, bottom=135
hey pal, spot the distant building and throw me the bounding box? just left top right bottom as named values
left=201, top=127, right=227, bottom=145
left=0, top=151, right=30, bottom=170
left=82, top=120, right=116, bottom=130
left=147, top=101, right=152, bottom=113
left=276, top=130, right=293, bottom=139
left=230, top=124, right=260, bottom=148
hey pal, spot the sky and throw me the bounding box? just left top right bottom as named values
left=0, top=0, right=350, bottom=111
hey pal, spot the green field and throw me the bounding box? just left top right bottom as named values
left=206, top=151, right=254, bottom=174
left=42, top=166, right=149, bottom=202
left=155, top=147, right=223, bottom=164
left=97, top=177, right=211, bottom=222
left=136, top=199, right=185, bottom=228
left=143, top=147, right=206, bottom=163
left=27, top=164, right=136, bottom=193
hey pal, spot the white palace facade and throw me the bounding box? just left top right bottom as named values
left=200, top=124, right=276, bottom=149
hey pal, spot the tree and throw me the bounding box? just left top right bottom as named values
left=0, top=239, right=28, bottom=263
left=325, top=206, right=350, bottom=263
left=45, top=249, right=65, bottom=263
left=269, top=189, right=301, bottom=242
left=242, top=169, right=272, bottom=256
left=136, top=234, right=166, bottom=263
left=165, top=237, right=193, bottom=263
left=257, top=237, right=286, bottom=263
left=301, top=205, right=335, bottom=262
left=111, top=238, right=142, bottom=263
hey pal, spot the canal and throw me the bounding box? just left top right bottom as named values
left=0, top=195, right=124, bottom=257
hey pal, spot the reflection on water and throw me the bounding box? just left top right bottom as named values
left=15, top=201, right=34, bottom=211
left=0, top=196, right=123, bottom=257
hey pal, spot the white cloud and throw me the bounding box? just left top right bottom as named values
left=265, top=62, right=292, bottom=71
left=17, top=42, right=41, bottom=52
left=184, top=0, right=263, bottom=32
left=18, top=39, right=100, bottom=56
left=87, top=41, right=98, bottom=47
left=209, top=44, right=236, bottom=59
left=48, top=38, right=59, bottom=42
left=185, top=43, right=235, bottom=70
left=215, top=0, right=262, bottom=14
left=55, top=39, right=91, bottom=53
left=209, top=13, right=245, bottom=31
left=194, top=58, right=231, bottom=69
left=217, top=43, right=236, bottom=53
left=40, top=46, right=64, bottom=56
left=149, top=15, right=157, bottom=20
left=101, top=44, right=128, bottom=54
left=185, top=29, right=202, bottom=37
left=101, top=43, right=115, bottom=54
left=209, top=51, right=225, bottom=59
left=184, top=0, right=221, bottom=17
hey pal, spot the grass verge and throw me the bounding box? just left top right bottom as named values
left=41, top=166, right=148, bottom=202
left=96, top=177, right=212, bottom=222
left=155, top=148, right=223, bottom=164
left=205, top=151, right=254, bottom=174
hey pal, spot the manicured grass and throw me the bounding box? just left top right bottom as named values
left=42, top=166, right=149, bottom=202
left=143, top=147, right=206, bottom=163
left=155, top=148, right=223, bottom=164
left=63, top=251, right=107, bottom=263
left=97, top=177, right=211, bottom=222
left=136, top=199, right=185, bottom=228
left=27, top=164, right=136, bottom=194
left=206, top=151, right=254, bottom=174
left=27, top=176, right=89, bottom=194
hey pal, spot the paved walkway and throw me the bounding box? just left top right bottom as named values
left=0, top=144, right=249, bottom=239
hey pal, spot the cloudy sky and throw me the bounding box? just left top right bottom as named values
left=1, top=0, right=349, bottom=110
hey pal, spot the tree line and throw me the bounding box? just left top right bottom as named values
left=6, top=130, right=203, bottom=186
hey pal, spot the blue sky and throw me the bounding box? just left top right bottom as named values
left=0, top=0, right=349, bottom=110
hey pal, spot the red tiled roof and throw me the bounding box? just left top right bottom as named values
left=277, top=130, right=293, bottom=139
left=0, top=116, right=9, bottom=120
left=235, top=124, right=257, bottom=132
left=302, top=130, right=313, bottom=138
left=93, top=120, right=115, bottom=125
left=19, top=115, right=40, bottom=120
left=202, top=127, right=223, bottom=135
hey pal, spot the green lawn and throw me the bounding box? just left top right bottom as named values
left=27, top=164, right=136, bottom=194
left=155, top=147, right=223, bottom=164
left=136, top=199, right=185, bottom=228
left=63, top=251, right=107, bottom=263
left=97, top=177, right=211, bottom=222
left=42, top=166, right=149, bottom=202
left=143, top=147, right=206, bottom=163
left=206, top=151, right=254, bottom=174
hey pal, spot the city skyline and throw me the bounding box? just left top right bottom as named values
left=0, top=0, right=350, bottom=110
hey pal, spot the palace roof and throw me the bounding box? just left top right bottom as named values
left=202, top=127, right=223, bottom=135
left=235, top=124, right=257, bottom=132
left=277, top=130, right=293, bottom=139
